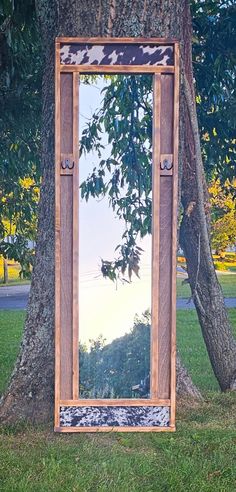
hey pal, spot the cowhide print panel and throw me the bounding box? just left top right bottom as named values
left=60, top=406, right=170, bottom=427
left=60, top=44, right=174, bottom=66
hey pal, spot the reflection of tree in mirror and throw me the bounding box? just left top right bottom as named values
left=79, top=311, right=150, bottom=398
left=80, top=74, right=153, bottom=282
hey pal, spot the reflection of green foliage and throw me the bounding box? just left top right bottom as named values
left=80, top=75, right=152, bottom=282
left=79, top=311, right=150, bottom=398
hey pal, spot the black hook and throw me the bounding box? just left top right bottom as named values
left=61, top=158, right=74, bottom=170
left=160, top=158, right=173, bottom=171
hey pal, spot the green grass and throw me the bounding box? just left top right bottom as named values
left=2, top=309, right=236, bottom=396
left=0, top=403, right=236, bottom=492
left=0, top=310, right=236, bottom=491
left=177, top=309, right=236, bottom=391
left=0, top=278, right=30, bottom=287
left=177, top=273, right=236, bottom=298
left=0, top=311, right=25, bottom=395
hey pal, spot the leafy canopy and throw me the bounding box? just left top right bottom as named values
left=0, top=0, right=235, bottom=278
left=0, top=0, right=42, bottom=275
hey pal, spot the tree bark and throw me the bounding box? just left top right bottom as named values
left=179, top=9, right=236, bottom=392
left=0, top=0, right=207, bottom=425
left=3, top=258, right=8, bottom=284
left=176, top=353, right=202, bottom=400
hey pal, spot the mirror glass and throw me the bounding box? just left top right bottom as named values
left=78, top=74, right=153, bottom=399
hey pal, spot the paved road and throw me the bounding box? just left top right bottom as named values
left=0, top=285, right=30, bottom=310
left=0, top=284, right=235, bottom=310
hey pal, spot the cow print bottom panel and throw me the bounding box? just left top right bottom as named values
left=60, top=406, right=170, bottom=427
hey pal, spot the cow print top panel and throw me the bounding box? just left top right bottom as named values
left=60, top=44, right=174, bottom=66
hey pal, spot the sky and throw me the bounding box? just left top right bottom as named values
left=79, top=77, right=152, bottom=346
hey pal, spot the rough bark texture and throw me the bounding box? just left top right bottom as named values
left=180, top=7, right=236, bottom=392
left=0, top=34, right=56, bottom=422
left=176, top=353, right=202, bottom=400
left=3, top=258, right=8, bottom=284
left=0, top=0, right=212, bottom=425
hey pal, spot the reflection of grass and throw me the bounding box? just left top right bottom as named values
left=1, top=310, right=236, bottom=491
left=177, top=274, right=236, bottom=298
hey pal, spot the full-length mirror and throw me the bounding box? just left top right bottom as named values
left=55, top=38, right=179, bottom=432
left=79, top=74, right=153, bottom=399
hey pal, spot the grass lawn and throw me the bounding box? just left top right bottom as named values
left=0, top=311, right=25, bottom=395
left=177, top=273, right=236, bottom=298
left=0, top=310, right=236, bottom=491
left=0, top=278, right=30, bottom=287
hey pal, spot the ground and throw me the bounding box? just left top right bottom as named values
left=0, top=310, right=236, bottom=491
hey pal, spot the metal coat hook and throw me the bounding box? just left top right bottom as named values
left=61, top=158, right=74, bottom=170
left=160, top=158, right=173, bottom=171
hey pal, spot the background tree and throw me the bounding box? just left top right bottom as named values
left=80, top=312, right=151, bottom=399
left=209, top=179, right=236, bottom=256
left=0, top=0, right=235, bottom=423
left=0, top=0, right=41, bottom=278
left=192, top=0, right=236, bottom=187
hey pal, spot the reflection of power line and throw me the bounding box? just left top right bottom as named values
left=79, top=279, right=152, bottom=289
left=79, top=271, right=151, bottom=283
left=79, top=264, right=151, bottom=275
left=80, top=270, right=151, bottom=279
left=80, top=270, right=101, bottom=276
left=80, top=278, right=151, bottom=284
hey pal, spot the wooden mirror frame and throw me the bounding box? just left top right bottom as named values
left=55, top=37, right=179, bottom=432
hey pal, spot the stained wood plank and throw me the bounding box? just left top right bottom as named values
left=59, top=72, right=75, bottom=400
left=160, top=75, right=174, bottom=153
left=72, top=72, right=79, bottom=400
left=151, top=73, right=161, bottom=399
left=60, top=73, right=73, bottom=153
left=60, top=65, right=174, bottom=73
left=54, top=41, right=61, bottom=428
left=60, top=176, right=73, bottom=399
left=170, top=43, right=179, bottom=426
left=158, top=74, right=174, bottom=399
left=158, top=177, right=172, bottom=398
left=56, top=36, right=178, bottom=44
left=55, top=426, right=175, bottom=433
left=59, top=398, right=170, bottom=407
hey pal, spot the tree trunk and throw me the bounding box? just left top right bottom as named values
left=3, top=258, right=8, bottom=284
left=179, top=9, right=236, bottom=392
left=176, top=353, right=202, bottom=400
left=0, top=0, right=205, bottom=425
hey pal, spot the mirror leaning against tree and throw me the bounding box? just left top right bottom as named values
left=78, top=74, right=153, bottom=399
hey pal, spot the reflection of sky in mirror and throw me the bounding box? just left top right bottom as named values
left=79, top=76, right=152, bottom=345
